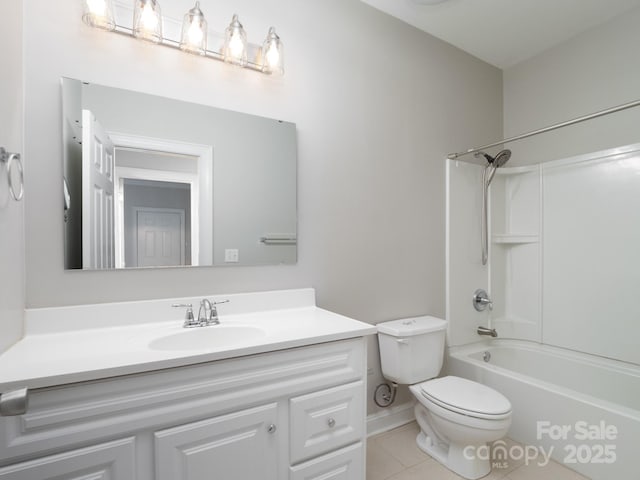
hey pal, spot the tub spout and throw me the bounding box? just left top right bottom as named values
left=477, top=326, right=498, bottom=338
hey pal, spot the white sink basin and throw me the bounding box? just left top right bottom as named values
left=149, top=326, right=266, bottom=351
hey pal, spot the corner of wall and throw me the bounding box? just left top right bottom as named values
left=0, top=0, right=25, bottom=353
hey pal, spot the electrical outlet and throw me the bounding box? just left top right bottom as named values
left=224, top=249, right=239, bottom=263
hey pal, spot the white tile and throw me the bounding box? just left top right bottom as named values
left=488, top=437, right=526, bottom=476
left=371, top=422, right=431, bottom=468
left=366, top=441, right=406, bottom=480
left=507, top=459, right=589, bottom=480
left=386, top=459, right=462, bottom=480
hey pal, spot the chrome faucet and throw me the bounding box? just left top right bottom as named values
left=197, top=299, right=229, bottom=327
left=477, top=326, right=498, bottom=338
left=198, top=299, right=215, bottom=326
left=172, top=299, right=229, bottom=328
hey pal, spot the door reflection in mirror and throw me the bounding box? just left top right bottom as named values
left=61, top=77, right=297, bottom=270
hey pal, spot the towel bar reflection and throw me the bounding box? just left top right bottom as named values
left=0, top=147, right=24, bottom=202
left=260, top=236, right=297, bottom=245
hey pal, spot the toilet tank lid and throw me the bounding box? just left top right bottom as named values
left=377, top=316, right=447, bottom=337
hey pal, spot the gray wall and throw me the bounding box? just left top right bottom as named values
left=21, top=0, right=502, bottom=412
left=0, top=0, right=25, bottom=353
left=503, top=6, right=640, bottom=166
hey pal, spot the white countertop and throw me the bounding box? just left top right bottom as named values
left=0, top=289, right=376, bottom=392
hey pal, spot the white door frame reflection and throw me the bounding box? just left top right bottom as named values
left=109, top=132, right=213, bottom=268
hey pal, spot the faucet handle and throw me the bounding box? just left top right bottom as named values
left=172, top=303, right=197, bottom=326
left=197, top=299, right=229, bottom=326
left=172, top=303, right=193, bottom=312
left=472, top=289, right=493, bottom=312
left=207, top=299, right=229, bottom=317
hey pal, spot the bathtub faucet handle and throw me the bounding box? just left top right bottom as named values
left=473, top=289, right=493, bottom=311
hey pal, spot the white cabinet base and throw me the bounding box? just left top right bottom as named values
left=0, top=438, right=135, bottom=480
left=0, top=338, right=368, bottom=480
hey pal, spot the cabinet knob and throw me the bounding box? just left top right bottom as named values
left=267, top=424, right=277, bottom=434
left=327, top=417, right=336, bottom=428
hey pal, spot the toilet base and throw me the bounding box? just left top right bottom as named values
left=416, top=431, right=491, bottom=480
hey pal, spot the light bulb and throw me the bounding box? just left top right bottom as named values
left=228, top=33, right=244, bottom=58
left=266, top=43, right=280, bottom=68
left=87, top=0, right=107, bottom=16
left=261, top=27, right=284, bottom=75
left=140, top=3, right=158, bottom=31
left=82, top=0, right=116, bottom=31
left=187, top=22, right=204, bottom=45
left=223, top=14, right=248, bottom=66
left=180, top=2, right=207, bottom=55
left=133, top=0, right=162, bottom=43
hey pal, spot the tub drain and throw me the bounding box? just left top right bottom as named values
left=483, top=351, right=491, bottom=362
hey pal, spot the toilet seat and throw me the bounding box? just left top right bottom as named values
left=417, top=376, right=511, bottom=420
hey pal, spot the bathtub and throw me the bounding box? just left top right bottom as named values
left=446, top=340, right=640, bottom=480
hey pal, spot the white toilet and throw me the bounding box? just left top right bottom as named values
left=377, top=316, right=512, bottom=480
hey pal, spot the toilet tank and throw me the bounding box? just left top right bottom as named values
left=377, top=316, right=448, bottom=384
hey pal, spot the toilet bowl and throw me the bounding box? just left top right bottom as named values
left=410, top=376, right=512, bottom=479
left=377, top=316, right=512, bottom=480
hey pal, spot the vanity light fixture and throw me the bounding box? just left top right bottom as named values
left=82, top=0, right=116, bottom=31
left=223, top=14, right=248, bottom=66
left=133, top=0, right=162, bottom=43
left=180, top=2, right=207, bottom=55
left=81, top=1, right=284, bottom=76
left=261, top=27, right=284, bottom=76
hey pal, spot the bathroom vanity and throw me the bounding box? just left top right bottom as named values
left=0, top=289, right=376, bottom=479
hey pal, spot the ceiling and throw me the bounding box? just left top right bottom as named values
left=360, top=0, right=640, bottom=69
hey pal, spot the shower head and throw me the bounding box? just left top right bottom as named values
left=493, top=149, right=512, bottom=168
left=475, top=149, right=512, bottom=167
left=477, top=149, right=512, bottom=187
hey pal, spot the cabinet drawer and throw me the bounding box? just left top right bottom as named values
left=0, top=438, right=135, bottom=480
left=290, top=381, right=364, bottom=464
left=289, top=442, right=363, bottom=480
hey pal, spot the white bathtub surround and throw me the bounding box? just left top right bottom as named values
left=0, top=288, right=376, bottom=392
left=447, top=143, right=640, bottom=359
left=447, top=339, right=640, bottom=480
left=446, top=143, right=640, bottom=480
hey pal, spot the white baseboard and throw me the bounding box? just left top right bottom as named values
left=366, top=400, right=416, bottom=437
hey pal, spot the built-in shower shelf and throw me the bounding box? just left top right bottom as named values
left=492, top=234, right=539, bottom=244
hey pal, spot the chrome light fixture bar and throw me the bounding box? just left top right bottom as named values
left=81, top=0, right=284, bottom=76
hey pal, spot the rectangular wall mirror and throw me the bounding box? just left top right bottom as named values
left=62, top=78, right=297, bottom=270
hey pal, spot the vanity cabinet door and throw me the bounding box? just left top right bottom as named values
left=154, top=403, right=279, bottom=480
left=0, top=438, right=135, bottom=480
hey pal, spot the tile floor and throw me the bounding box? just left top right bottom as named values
left=367, top=422, right=589, bottom=480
